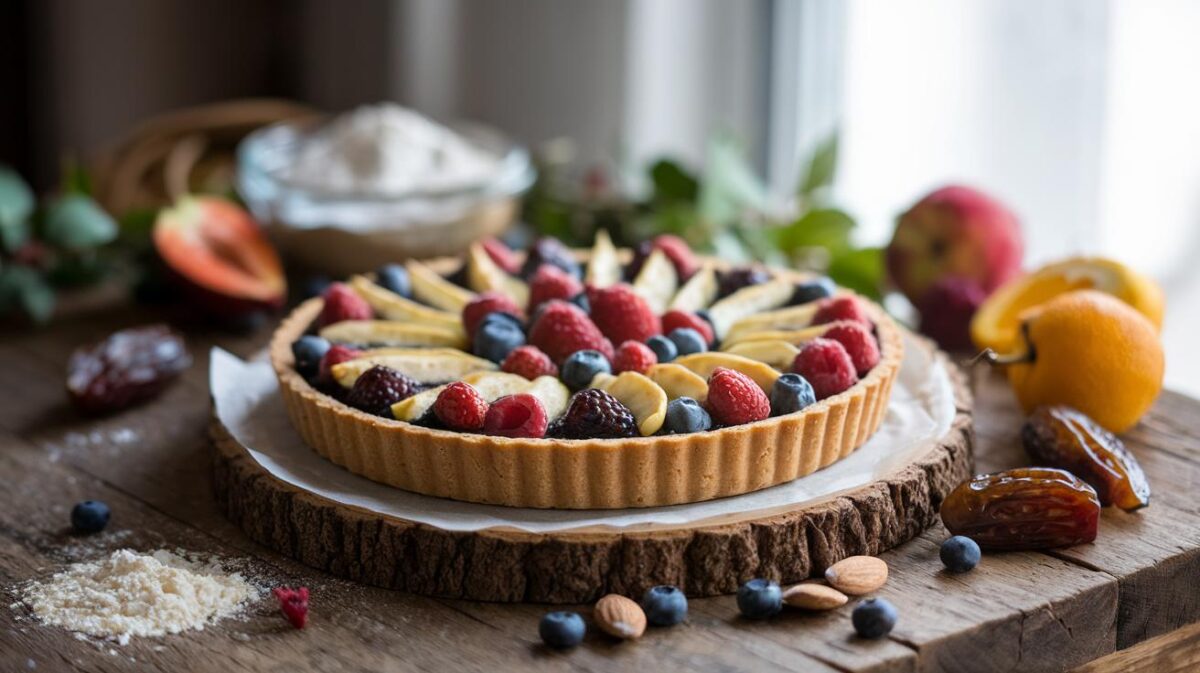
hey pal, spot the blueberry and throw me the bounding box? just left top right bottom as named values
left=664, top=397, right=712, bottom=434
left=376, top=264, right=412, bottom=298
left=291, top=335, right=331, bottom=379
left=71, top=500, right=110, bottom=534
left=791, top=277, right=836, bottom=305
left=695, top=309, right=716, bottom=337
left=539, top=611, right=586, bottom=649
left=736, top=578, right=782, bottom=619
left=940, top=536, right=981, bottom=573
left=769, top=373, right=816, bottom=416
left=561, top=350, right=611, bottom=391
left=569, top=292, right=590, bottom=314
left=852, top=598, right=898, bottom=639
left=480, top=311, right=525, bottom=332
left=301, top=275, right=331, bottom=299
left=645, top=335, right=678, bottom=363
left=667, top=328, right=707, bottom=356
left=642, top=585, right=688, bottom=626
left=473, top=317, right=525, bottom=363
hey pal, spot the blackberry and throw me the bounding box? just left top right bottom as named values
left=550, top=389, right=637, bottom=439
left=521, top=237, right=582, bottom=280
left=718, top=266, right=771, bottom=298
left=346, top=365, right=421, bottom=417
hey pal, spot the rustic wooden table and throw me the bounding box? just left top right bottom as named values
left=3, top=305, right=1199, bottom=673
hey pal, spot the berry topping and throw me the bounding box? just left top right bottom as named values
left=376, top=263, right=412, bottom=298
left=301, top=275, right=331, bottom=299
left=318, top=282, right=372, bottom=327
left=346, top=365, right=420, bottom=417
left=852, top=598, right=898, bottom=639
left=291, top=335, right=331, bottom=379
left=736, top=579, right=782, bottom=619
left=667, top=327, right=708, bottom=356
left=521, top=237, right=581, bottom=280
left=484, top=393, right=548, bottom=438
left=528, top=264, right=583, bottom=312
left=940, top=535, right=982, bottom=573
left=823, top=322, right=881, bottom=376
left=528, top=300, right=614, bottom=364
left=462, top=291, right=525, bottom=338
left=551, top=389, right=638, bottom=439
left=791, top=276, right=836, bottom=305
left=472, top=313, right=526, bottom=363
left=812, top=295, right=872, bottom=326
left=434, top=381, right=490, bottom=431
left=663, top=397, right=712, bottom=434
left=645, top=335, right=678, bottom=363
left=71, top=500, right=110, bottom=534
left=642, top=585, right=688, bottom=627
left=561, top=349, right=612, bottom=391
left=500, top=345, right=558, bottom=380
left=792, top=338, right=859, bottom=400
left=718, top=266, right=771, bottom=298
left=662, top=309, right=714, bottom=346
left=628, top=235, right=700, bottom=281
left=769, top=373, right=816, bottom=416
left=318, top=345, right=364, bottom=384
left=539, top=611, right=586, bottom=649
left=588, top=284, right=662, bottom=345
left=706, top=367, right=771, bottom=426
left=481, top=236, right=521, bottom=275
left=273, top=587, right=309, bottom=629
left=612, top=340, right=657, bottom=374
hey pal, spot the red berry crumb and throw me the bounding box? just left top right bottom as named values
left=821, top=323, right=881, bottom=376
left=462, top=292, right=524, bottom=337
left=661, top=309, right=714, bottom=346
left=705, top=367, right=771, bottom=426
left=481, top=237, right=521, bottom=275
left=434, top=382, right=490, bottom=431
left=792, top=338, right=859, bottom=400
left=612, top=340, right=657, bottom=374
left=528, top=300, right=614, bottom=364
left=501, top=345, right=559, bottom=380
left=588, top=284, right=662, bottom=346
left=812, top=296, right=872, bottom=327
left=319, top=283, right=372, bottom=327
left=273, top=586, right=309, bottom=629
left=318, top=345, right=363, bottom=384
left=528, top=264, right=584, bottom=312
left=484, top=393, right=548, bottom=438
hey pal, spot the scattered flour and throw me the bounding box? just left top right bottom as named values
left=21, top=549, right=257, bottom=646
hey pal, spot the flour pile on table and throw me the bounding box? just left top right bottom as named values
left=22, top=549, right=257, bottom=645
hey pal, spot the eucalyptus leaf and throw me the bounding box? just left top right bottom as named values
left=43, top=194, right=118, bottom=250
left=827, top=246, right=884, bottom=300
left=0, top=265, right=55, bottom=323
left=649, top=160, right=699, bottom=204
left=797, top=132, right=839, bottom=200
left=0, top=165, right=35, bottom=252
left=773, top=208, right=855, bottom=254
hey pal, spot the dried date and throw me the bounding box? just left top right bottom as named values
left=940, top=467, right=1100, bottom=551
left=66, top=324, right=192, bottom=415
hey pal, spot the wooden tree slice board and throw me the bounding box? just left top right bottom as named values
left=211, top=349, right=973, bottom=604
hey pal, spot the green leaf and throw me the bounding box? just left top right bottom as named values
left=772, top=208, right=856, bottom=254
left=117, top=207, right=158, bottom=250
left=827, top=246, right=884, bottom=300
left=797, top=132, right=839, bottom=200
left=649, top=160, right=699, bottom=203
left=0, top=165, right=35, bottom=252
left=0, top=266, right=55, bottom=323
left=698, top=135, right=768, bottom=226
left=42, top=194, right=118, bottom=250
left=60, top=157, right=93, bottom=196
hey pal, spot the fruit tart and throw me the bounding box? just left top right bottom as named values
left=269, top=232, right=904, bottom=508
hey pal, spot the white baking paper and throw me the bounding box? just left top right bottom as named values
left=210, top=335, right=955, bottom=533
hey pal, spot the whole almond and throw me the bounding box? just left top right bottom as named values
left=824, top=556, right=888, bottom=595
left=782, top=583, right=849, bottom=610
left=594, top=594, right=647, bottom=640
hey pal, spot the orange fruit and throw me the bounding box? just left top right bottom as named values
left=971, top=257, right=1164, bottom=353
left=997, top=290, right=1163, bottom=433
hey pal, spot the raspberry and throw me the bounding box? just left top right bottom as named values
left=346, top=365, right=421, bottom=417
left=433, top=381, right=490, bottom=431
left=550, top=389, right=638, bottom=439
left=318, top=344, right=363, bottom=384
left=318, top=282, right=372, bottom=327
left=792, top=338, right=859, bottom=400
left=612, top=340, right=657, bottom=374
left=661, top=310, right=714, bottom=346
left=588, top=284, right=661, bottom=345
left=528, top=300, right=614, bottom=364
left=628, top=235, right=700, bottom=281
left=484, top=393, right=548, bottom=438
left=273, top=586, right=309, bottom=629
left=501, top=345, right=558, bottom=380
left=812, top=296, right=872, bottom=327
left=705, top=367, right=770, bottom=426
left=528, top=264, right=583, bottom=312
left=822, top=322, right=881, bottom=376
left=481, top=236, right=521, bottom=275
left=462, top=291, right=524, bottom=338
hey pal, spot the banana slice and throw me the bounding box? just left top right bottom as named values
left=631, top=249, right=678, bottom=314
left=349, top=275, right=463, bottom=334
left=392, top=372, right=526, bottom=422
left=674, top=352, right=781, bottom=394
left=722, top=340, right=800, bottom=370
left=331, top=348, right=496, bottom=387
left=646, top=363, right=709, bottom=403
left=466, top=242, right=530, bottom=307
left=706, top=278, right=793, bottom=340
left=525, top=375, right=570, bottom=419
left=406, top=259, right=476, bottom=312
left=391, top=385, right=445, bottom=422
left=320, top=321, right=467, bottom=349
left=724, top=303, right=822, bottom=343
left=669, top=262, right=718, bottom=312
left=591, top=371, right=668, bottom=436
left=585, top=229, right=621, bottom=288
left=588, top=372, right=618, bottom=389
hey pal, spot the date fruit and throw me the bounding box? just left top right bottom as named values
left=940, top=467, right=1100, bottom=551
left=1022, top=405, right=1150, bottom=511
left=67, top=324, right=192, bottom=414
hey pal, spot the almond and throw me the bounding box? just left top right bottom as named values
left=824, top=556, right=888, bottom=595
left=593, top=594, right=647, bottom=640
left=782, top=582, right=848, bottom=610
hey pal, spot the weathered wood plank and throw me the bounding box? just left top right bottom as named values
left=1071, top=619, right=1200, bottom=673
